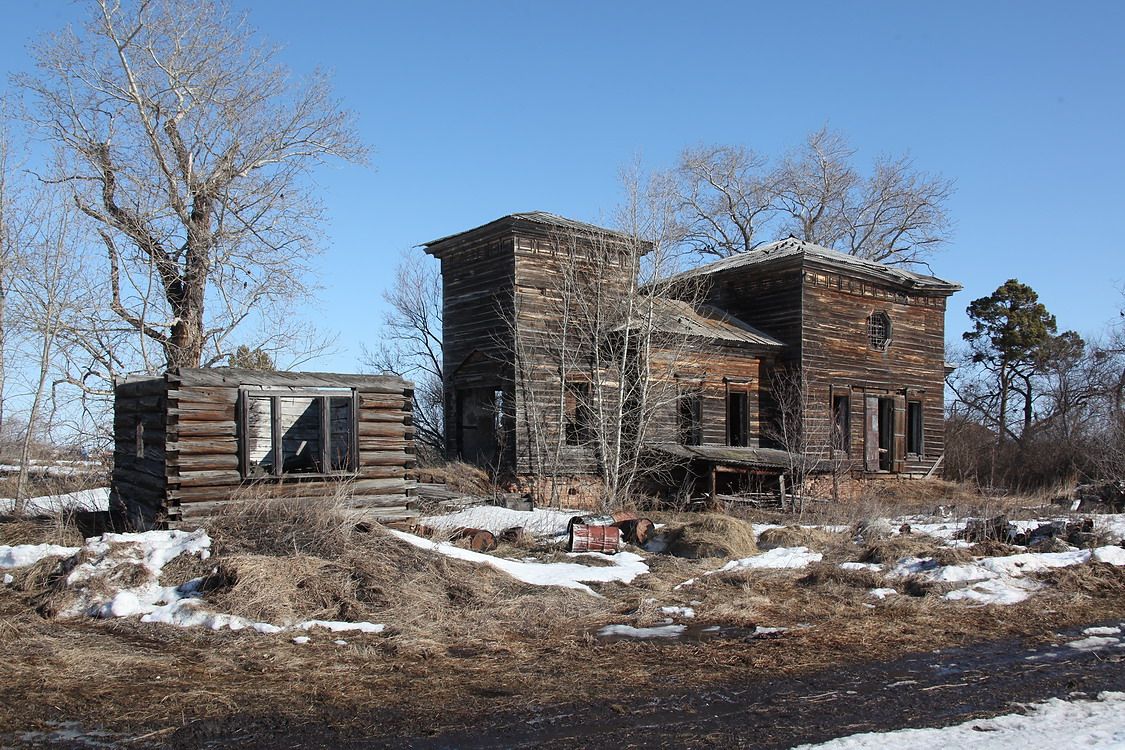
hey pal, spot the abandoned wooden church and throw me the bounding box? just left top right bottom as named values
left=425, top=211, right=961, bottom=502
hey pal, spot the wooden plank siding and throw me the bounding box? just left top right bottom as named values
left=799, top=266, right=949, bottom=475
left=112, top=368, right=416, bottom=529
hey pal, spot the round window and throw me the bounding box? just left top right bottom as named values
left=867, top=311, right=891, bottom=351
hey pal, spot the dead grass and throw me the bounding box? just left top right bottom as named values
left=757, top=526, right=854, bottom=560
left=859, top=535, right=974, bottom=566
left=657, top=513, right=759, bottom=559
left=0, top=517, right=85, bottom=547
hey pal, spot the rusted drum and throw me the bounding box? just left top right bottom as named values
left=611, top=511, right=639, bottom=524
left=452, top=527, right=497, bottom=552
left=570, top=523, right=621, bottom=554
left=617, top=518, right=655, bottom=546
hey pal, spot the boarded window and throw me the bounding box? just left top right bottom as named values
left=832, top=395, right=850, bottom=453
left=727, top=390, right=749, bottom=447
left=565, top=382, right=592, bottom=446
left=240, top=390, right=356, bottom=478
left=907, top=400, right=923, bottom=455
left=678, top=392, right=702, bottom=446
left=867, top=312, right=892, bottom=351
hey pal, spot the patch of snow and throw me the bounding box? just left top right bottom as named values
left=711, top=546, right=823, bottom=573
left=869, top=588, right=898, bottom=599
left=660, top=606, right=695, bottom=618
left=416, top=505, right=581, bottom=538
left=1065, top=635, right=1121, bottom=652
left=1097, top=515, right=1125, bottom=543
left=889, top=546, right=1125, bottom=606
left=597, top=624, right=686, bottom=639
left=754, top=626, right=786, bottom=635
left=333, top=639, right=347, bottom=646
left=387, top=529, right=648, bottom=595
left=0, top=542, right=81, bottom=568
left=840, top=562, right=882, bottom=572
left=790, top=691, right=1125, bottom=749
left=1083, top=625, right=1122, bottom=636
left=0, top=487, right=109, bottom=515
left=297, top=620, right=385, bottom=634
left=292, top=636, right=310, bottom=644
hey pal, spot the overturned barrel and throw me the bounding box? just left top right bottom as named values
left=570, top=523, right=621, bottom=554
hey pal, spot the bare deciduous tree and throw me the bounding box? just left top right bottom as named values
left=19, top=0, right=366, bottom=376
left=672, top=128, right=954, bottom=266
left=363, top=252, right=445, bottom=456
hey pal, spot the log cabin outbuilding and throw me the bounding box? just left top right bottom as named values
left=424, top=212, right=961, bottom=503
left=112, top=368, right=416, bottom=528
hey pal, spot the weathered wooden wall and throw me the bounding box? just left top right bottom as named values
left=111, top=377, right=168, bottom=527
left=113, top=368, right=416, bottom=528
left=800, top=267, right=949, bottom=475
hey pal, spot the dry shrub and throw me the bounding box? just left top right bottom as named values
left=206, top=494, right=356, bottom=559
left=798, top=562, right=882, bottom=591
left=6, top=554, right=71, bottom=594
left=860, top=535, right=973, bottom=566
left=972, top=539, right=1022, bottom=557
left=414, top=461, right=491, bottom=496
left=0, top=518, right=84, bottom=547
left=757, top=526, right=849, bottom=554
left=663, top=514, right=758, bottom=559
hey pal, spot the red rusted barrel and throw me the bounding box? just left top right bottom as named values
left=617, top=518, right=654, bottom=545
left=452, top=527, right=497, bottom=552
left=570, top=523, right=621, bottom=554
left=611, top=511, right=639, bottom=524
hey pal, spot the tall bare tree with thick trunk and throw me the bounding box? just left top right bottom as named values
left=673, top=128, right=953, bottom=266
left=19, top=0, right=365, bottom=374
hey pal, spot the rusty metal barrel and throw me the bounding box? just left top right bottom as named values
left=451, top=527, right=497, bottom=552
left=569, top=523, right=621, bottom=554
left=617, top=518, right=655, bottom=546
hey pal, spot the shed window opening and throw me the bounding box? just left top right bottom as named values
left=832, top=395, right=850, bottom=453
left=678, top=392, right=702, bottom=446
left=867, top=312, right=892, bottom=351
left=242, top=390, right=356, bottom=477
left=907, top=400, right=923, bottom=455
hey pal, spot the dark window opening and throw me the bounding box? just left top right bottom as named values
left=907, top=400, right=923, bottom=455
left=868, top=311, right=892, bottom=351
left=565, top=382, right=592, bottom=446
left=832, top=395, right=850, bottom=453
left=878, top=397, right=894, bottom=471
left=241, top=390, right=356, bottom=478
left=727, top=390, right=749, bottom=447
left=135, top=419, right=144, bottom=459
left=678, top=392, right=702, bottom=446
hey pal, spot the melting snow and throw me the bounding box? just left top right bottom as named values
left=416, top=505, right=581, bottom=538
left=869, top=588, right=898, bottom=599
left=660, top=606, right=695, bottom=618
left=387, top=529, right=648, bottom=595
left=598, top=623, right=686, bottom=639
left=712, top=546, right=823, bottom=573
left=889, top=546, right=1125, bottom=605
left=791, top=691, right=1125, bottom=749
left=0, top=487, right=109, bottom=515
left=840, top=562, right=882, bottom=572
left=0, top=543, right=82, bottom=568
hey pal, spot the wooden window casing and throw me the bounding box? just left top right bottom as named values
left=238, top=389, right=358, bottom=479
left=726, top=387, right=750, bottom=447
left=564, top=381, right=592, bottom=446
left=867, top=311, right=892, bottom=351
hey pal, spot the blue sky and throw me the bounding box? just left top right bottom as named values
left=2, top=1, right=1123, bottom=371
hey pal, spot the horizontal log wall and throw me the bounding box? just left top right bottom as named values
left=113, top=368, right=416, bottom=528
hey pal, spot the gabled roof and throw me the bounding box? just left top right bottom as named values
left=650, top=299, right=784, bottom=348
left=422, top=211, right=639, bottom=254
left=668, top=237, right=961, bottom=294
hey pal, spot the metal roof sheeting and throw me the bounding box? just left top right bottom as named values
left=650, top=299, right=784, bottom=348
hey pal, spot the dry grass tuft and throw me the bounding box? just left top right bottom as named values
left=1037, top=562, right=1125, bottom=597
left=972, top=539, right=1023, bottom=557
left=206, top=494, right=357, bottom=559
left=0, top=518, right=85, bottom=547
left=859, top=535, right=973, bottom=566
left=798, top=562, right=882, bottom=591
left=414, top=461, right=492, bottom=496
left=661, top=514, right=759, bottom=559
left=757, top=526, right=851, bottom=556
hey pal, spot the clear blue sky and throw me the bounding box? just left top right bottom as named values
left=2, top=1, right=1123, bottom=371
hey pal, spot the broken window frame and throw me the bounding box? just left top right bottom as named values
left=238, top=388, right=359, bottom=479
left=867, top=311, right=892, bottom=351
left=678, top=390, right=703, bottom=446
left=832, top=393, right=851, bottom=453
